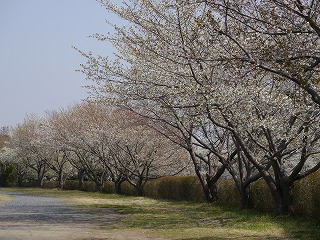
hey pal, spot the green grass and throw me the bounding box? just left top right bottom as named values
left=1, top=187, right=319, bottom=239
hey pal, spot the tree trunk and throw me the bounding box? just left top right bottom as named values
left=114, top=177, right=125, bottom=194
left=37, top=176, right=44, bottom=188
left=283, top=187, right=292, bottom=214
left=0, top=163, right=4, bottom=187
left=277, top=182, right=292, bottom=215
left=206, top=177, right=218, bottom=202
left=238, top=184, right=251, bottom=209
left=17, top=175, right=23, bottom=187
left=78, top=169, right=85, bottom=190
left=188, top=148, right=212, bottom=202
left=265, top=177, right=292, bottom=215
left=93, top=178, right=104, bottom=192
left=37, top=168, right=45, bottom=188
left=58, top=169, right=65, bottom=189
left=136, top=178, right=144, bottom=196
left=206, top=165, right=225, bottom=202
left=115, top=181, right=122, bottom=194
left=196, top=170, right=211, bottom=202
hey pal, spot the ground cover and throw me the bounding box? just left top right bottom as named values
left=0, top=193, right=12, bottom=205
left=2, top=188, right=319, bottom=240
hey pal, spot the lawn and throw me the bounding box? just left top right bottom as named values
left=1, top=188, right=319, bottom=239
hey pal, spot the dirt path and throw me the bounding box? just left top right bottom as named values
left=0, top=191, right=125, bottom=240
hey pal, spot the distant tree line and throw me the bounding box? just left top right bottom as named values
left=0, top=104, right=190, bottom=195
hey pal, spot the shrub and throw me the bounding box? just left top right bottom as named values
left=179, top=176, right=204, bottom=201
left=20, top=180, right=38, bottom=188
left=157, top=176, right=181, bottom=200
left=145, top=176, right=204, bottom=201
left=217, top=179, right=240, bottom=207
left=292, top=172, right=320, bottom=221
left=0, top=164, right=17, bottom=187
left=82, top=181, right=98, bottom=192
left=102, top=181, right=115, bottom=194
left=251, top=180, right=274, bottom=213
left=120, top=181, right=137, bottom=196
left=42, top=180, right=59, bottom=189
left=144, top=179, right=160, bottom=198
left=64, top=180, right=79, bottom=190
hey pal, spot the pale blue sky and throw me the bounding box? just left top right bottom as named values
left=0, top=0, right=117, bottom=127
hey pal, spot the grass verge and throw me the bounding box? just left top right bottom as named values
left=1, top=187, right=319, bottom=239
left=0, top=193, right=13, bottom=205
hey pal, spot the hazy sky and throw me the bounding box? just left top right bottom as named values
left=1, top=0, right=116, bottom=127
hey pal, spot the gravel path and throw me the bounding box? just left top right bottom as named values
left=0, top=191, right=123, bottom=240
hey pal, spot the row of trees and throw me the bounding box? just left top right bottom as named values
left=0, top=103, right=189, bottom=195
left=75, top=0, right=320, bottom=215
left=1, top=0, right=319, bottom=216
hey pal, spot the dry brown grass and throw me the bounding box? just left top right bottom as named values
left=0, top=193, right=13, bottom=205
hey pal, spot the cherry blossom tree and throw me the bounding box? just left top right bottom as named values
left=201, top=0, right=320, bottom=106
left=10, top=116, right=50, bottom=187
left=78, top=0, right=320, bottom=214
left=47, top=104, right=109, bottom=191
left=107, top=108, right=189, bottom=196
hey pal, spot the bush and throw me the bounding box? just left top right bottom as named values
left=64, top=180, right=79, bottom=190
left=250, top=180, right=274, bottom=213
left=0, top=164, right=17, bottom=187
left=82, top=181, right=99, bottom=192
left=62, top=180, right=99, bottom=192
left=144, top=179, right=160, bottom=198
left=292, top=172, right=320, bottom=221
left=102, top=181, right=115, bottom=194
left=121, top=181, right=137, bottom=196
left=42, top=180, right=59, bottom=189
left=217, top=180, right=240, bottom=207
left=20, top=180, right=38, bottom=188
left=144, top=176, right=204, bottom=201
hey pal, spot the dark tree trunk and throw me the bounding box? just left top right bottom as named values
left=238, top=184, right=251, bottom=209
left=37, top=167, right=46, bottom=188
left=206, top=178, right=218, bottom=201
left=95, top=181, right=104, bottom=192
left=17, top=174, right=24, bottom=187
left=58, top=169, right=65, bottom=189
left=188, top=148, right=212, bottom=202
left=136, top=178, right=144, bottom=196
left=37, top=177, right=44, bottom=188
left=78, top=169, right=85, bottom=190
left=263, top=176, right=292, bottom=215
left=136, top=184, right=144, bottom=196
left=115, top=181, right=122, bottom=194
left=206, top=165, right=226, bottom=202
left=114, top=178, right=125, bottom=194
left=196, top=169, right=211, bottom=202
left=0, top=163, right=4, bottom=187
left=275, top=181, right=292, bottom=215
